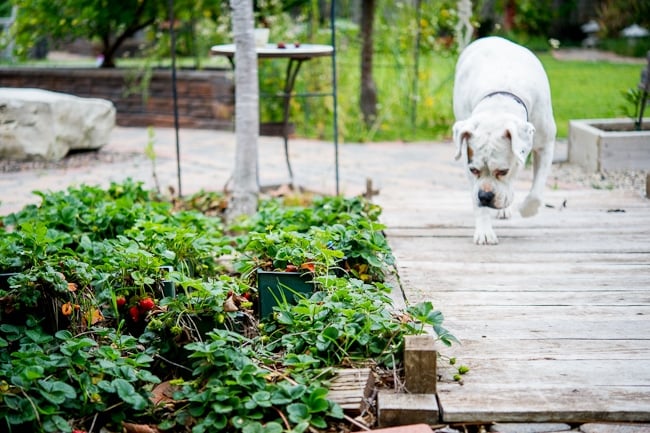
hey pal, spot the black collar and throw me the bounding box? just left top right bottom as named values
left=482, top=91, right=529, bottom=121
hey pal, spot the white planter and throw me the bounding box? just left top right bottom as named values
left=568, top=118, right=650, bottom=172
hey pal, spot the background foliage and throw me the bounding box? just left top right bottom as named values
left=1, top=0, right=648, bottom=141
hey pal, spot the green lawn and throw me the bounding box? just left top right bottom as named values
left=540, top=53, right=643, bottom=137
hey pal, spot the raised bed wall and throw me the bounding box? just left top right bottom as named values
left=0, top=67, right=235, bottom=130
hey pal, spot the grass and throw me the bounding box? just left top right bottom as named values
left=540, top=53, right=644, bottom=137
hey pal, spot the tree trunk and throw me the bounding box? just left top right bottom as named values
left=360, top=0, right=377, bottom=127
left=227, top=0, right=259, bottom=220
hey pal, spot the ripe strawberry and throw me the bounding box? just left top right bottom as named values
left=129, top=306, right=140, bottom=322
left=139, top=297, right=155, bottom=311
left=116, top=296, right=126, bottom=308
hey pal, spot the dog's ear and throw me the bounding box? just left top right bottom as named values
left=452, top=120, right=474, bottom=161
left=505, top=121, right=535, bottom=165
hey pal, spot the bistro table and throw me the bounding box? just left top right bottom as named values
left=211, top=43, right=334, bottom=186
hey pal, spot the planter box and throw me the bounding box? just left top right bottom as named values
left=568, top=118, right=650, bottom=172
left=257, top=270, right=315, bottom=319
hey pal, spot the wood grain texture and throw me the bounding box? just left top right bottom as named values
left=379, top=185, right=650, bottom=423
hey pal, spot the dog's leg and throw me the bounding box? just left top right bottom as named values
left=519, top=139, right=554, bottom=217
left=474, top=206, right=498, bottom=245
left=496, top=206, right=512, bottom=220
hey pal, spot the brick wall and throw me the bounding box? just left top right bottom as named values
left=0, top=67, right=234, bottom=130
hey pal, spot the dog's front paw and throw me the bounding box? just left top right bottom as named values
left=496, top=207, right=512, bottom=220
left=474, top=227, right=499, bottom=245
left=519, top=195, right=542, bottom=218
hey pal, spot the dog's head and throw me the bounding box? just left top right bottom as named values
left=452, top=113, right=535, bottom=209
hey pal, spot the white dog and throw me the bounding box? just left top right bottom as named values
left=452, top=37, right=556, bottom=245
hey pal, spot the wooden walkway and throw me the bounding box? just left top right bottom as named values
left=380, top=186, right=650, bottom=424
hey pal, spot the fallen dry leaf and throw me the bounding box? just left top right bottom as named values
left=223, top=296, right=238, bottom=312
left=150, top=380, right=178, bottom=406
left=122, top=422, right=160, bottom=433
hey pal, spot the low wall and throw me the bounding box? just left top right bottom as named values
left=0, top=67, right=235, bottom=130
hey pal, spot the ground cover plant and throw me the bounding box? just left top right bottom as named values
left=0, top=180, right=461, bottom=433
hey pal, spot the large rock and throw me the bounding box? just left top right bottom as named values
left=0, top=88, right=115, bottom=161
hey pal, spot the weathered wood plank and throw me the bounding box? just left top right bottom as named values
left=437, top=385, right=650, bottom=423
left=436, top=359, right=650, bottom=386
left=397, top=270, right=650, bottom=293
left=431, top=305, right=650, bottom=320
left=412, top=291, right=650, bottom=305
left=326, top=368, right=373, bottom=415
left=438, top=338, right=650, bottom=360
left=441, top=318, right=650, bottom=340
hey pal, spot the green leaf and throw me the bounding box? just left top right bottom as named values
left=287, top=402, right=310, bottom=423
left=321, top=326, right=339, bottom=341
left=113, top=378, right=148, bottom=410
left=304, top=387, right=330, bottom=413
left=210, top=401, right=234, bottom=414
left=242, top=421, right=263, bottom=433
left=252, top=390, right=272, bottom=407
left=137, top=369, right=161, bottom=384
left=310, top=415, right=328, bottom=429
left=22, top=365, right=45, bottom=380
left=262, top=422, right=283, bottom=433
left=42, top=415, right=70, bottom=433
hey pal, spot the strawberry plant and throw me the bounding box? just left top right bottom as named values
left=0, top=180, right=457, bottom=433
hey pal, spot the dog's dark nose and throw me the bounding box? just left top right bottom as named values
left=478, top=190, right=494, bottom=206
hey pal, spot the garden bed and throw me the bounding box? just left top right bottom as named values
left=0, top=181, right=462, bottom=433
left=568, top=118, right=650, bottom=172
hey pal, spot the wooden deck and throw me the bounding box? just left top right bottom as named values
left=380, top=186, right=650, bottom=424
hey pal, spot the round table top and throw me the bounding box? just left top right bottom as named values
left=210, top=43, right=333, bottom=60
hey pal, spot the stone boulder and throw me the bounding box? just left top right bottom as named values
left=0, top=88, right=116, bottom=161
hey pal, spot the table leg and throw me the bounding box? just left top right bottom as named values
left=282, top=58, right=306, bottom=185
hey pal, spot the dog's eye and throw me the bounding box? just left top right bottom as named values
left=495, top=169, right=509, bottom=178
left=469, top=167, right=480, bottom=176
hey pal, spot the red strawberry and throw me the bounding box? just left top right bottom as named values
left=139, top=297, right=155, bottom=311
left=129, top=306, right=140, bottom=322
left=116, top=296, right=126, bottom=308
